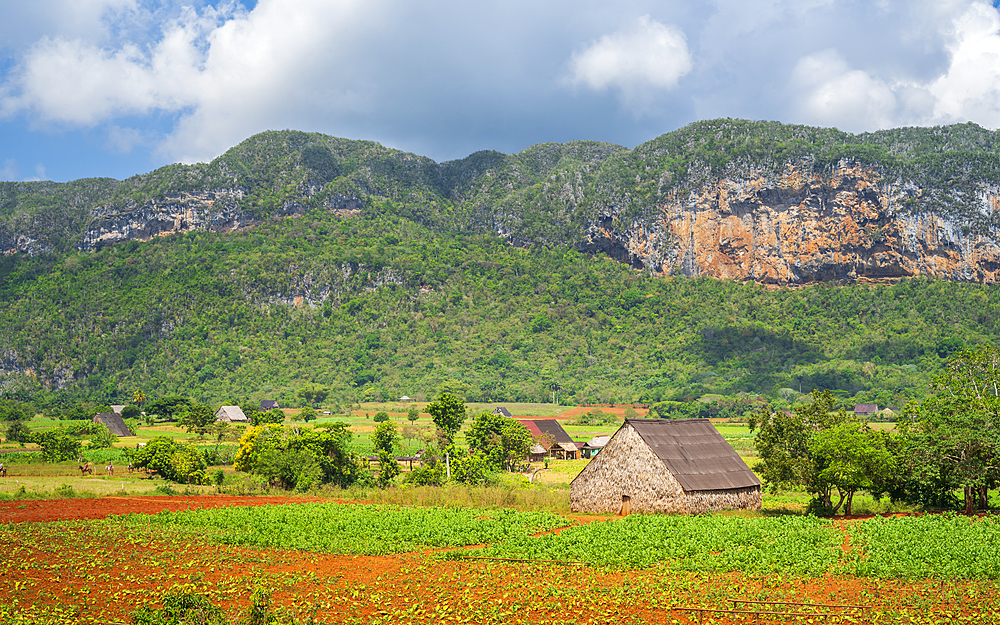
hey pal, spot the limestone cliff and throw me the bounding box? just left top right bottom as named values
left=576, top=161, right=1000, bottom=284
left=4, top=121, right=1000, bottom=285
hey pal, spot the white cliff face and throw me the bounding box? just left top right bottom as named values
left=582, top=163, right=1000, bottom=284
left=79, top=189, right=254, bottom=250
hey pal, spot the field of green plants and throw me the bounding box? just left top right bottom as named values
left=123, top=503, right=566, bottom=555
left=4, top=501, right=1000, bottom=624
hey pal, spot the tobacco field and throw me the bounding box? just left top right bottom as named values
left=3, top=498, right=1000, bottom=624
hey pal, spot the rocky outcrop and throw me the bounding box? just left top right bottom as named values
left=81, top=189, right=255, bottom=250
left=582, top=162, right=1000, bottom=284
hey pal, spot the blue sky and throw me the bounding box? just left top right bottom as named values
left=4, top=0, right=1000, bottom=182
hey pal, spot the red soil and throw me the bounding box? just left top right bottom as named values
left=0, top=498, right=991, bottom=624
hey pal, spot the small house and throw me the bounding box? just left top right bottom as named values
left=854, top=403, right=878, bottom=417
left=570, top=418, right=761, bottom=514
left=110, top=405, right=126, bottom=414
left=399, top=396, right=413, bottom=402
left=518, top=419, right=580, bottom=459
left=581, top=435, right=611, bottom=459
left=215, top=405, right=249, bottom=423
left=260, top=400, right=281, bottom=412
left=493, top=407, right=512, bottom=417
left=93, top=413, right=133, bottom=438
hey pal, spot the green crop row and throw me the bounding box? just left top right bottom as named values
left=460, top=512, right=1000, bottom=579
left=117, top=502, right=568, bottom=555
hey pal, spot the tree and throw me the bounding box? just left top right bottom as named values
left=426, top=393, right=467, bottom=446
left=899, top=345, right=1000, bottom=514
left=809, top=421, right=897, bottom=515
left=145, top=396, right=193, bottom=422
left=297, top=406, right=317, bottom=422
left=133, top=436, right=207, bottom=484
left=371, top=421, right=400, bottom=454
left=407, top=406, right=419, bottom=423
left=178, top=403, right=216, bottom=437
left=372, top=411, right=389, bottom=423
left=748, top=390, right=856, bottom=513
left=87, top=423, right=118, bottom=449
left=251, top=409, right=285, bottom=426
left=6, top=421, right=32, bottom=444
left=234, top=423, right=367, bottom=489
left=32, top=430, right=81, bottom=462
left=120, top=404, right=142, bottom=419
left=297, top=385, right=329, bottom=408
left=465, top=412, right=532, bottom=471
left=0, top=399, right=33, bottom=423
left=377, top=449, right=400, bottom=486
left=132, top=389, right=147, bottom=407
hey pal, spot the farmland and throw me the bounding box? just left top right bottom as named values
left=2, top=497, right=1000, bottom=624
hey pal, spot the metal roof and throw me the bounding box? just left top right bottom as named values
left=583, top=435, right=611, bottom=449
left=627, top=419, right=761, bottom=491
left=517, top=419, right=574, bottom=443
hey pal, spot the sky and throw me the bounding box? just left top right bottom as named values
left=4, top=0, right=1000, bottom=182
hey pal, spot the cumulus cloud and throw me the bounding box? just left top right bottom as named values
left=5, top=1, right=1000, bottom=181
left=567, top=15, right=692, bottom=111
left=788, top=1, right=1000, bottom=131
left=0, top=159, right=18, bottom=181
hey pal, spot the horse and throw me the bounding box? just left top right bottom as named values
left=0, top=465, right=6, bottom=477
left=78, top=464, right=93, bottom=476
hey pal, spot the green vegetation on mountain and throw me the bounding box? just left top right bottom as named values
left=2, top=120, right=1000, bottom=409
left=0, top=195, right=998, bottom=409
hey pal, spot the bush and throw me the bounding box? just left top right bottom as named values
left=130, top=591, right=226, bottom=625
left=32, top=430, right=82, bottom=462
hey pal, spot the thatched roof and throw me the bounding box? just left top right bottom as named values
left=93, top=413, right=133, bottom=437
left=626, top=419, right=761, bottom=491
left=216, top=405, right=249, bottom=422
left=260, top=400, right=280, bottom=411
left=493, top=406, right=512, bottom=417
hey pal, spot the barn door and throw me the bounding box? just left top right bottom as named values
left=620, top=495, right=631, bottom=516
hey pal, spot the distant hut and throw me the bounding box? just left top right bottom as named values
left=853, top=403, right=878, bottom=417
left=110, top=405, right=126, bottom=414
left=581, top=435, right=611, bottom=459
left=493, top=407, right=512, bottom=417
left=518, top=419, right=580, bottom=460
left=260, top=400, right=281, bottom=412
left=570, top=418, right=761, bottom=514
left=215, top=405, right=249, bottom=423
left=93, top=413, right=133, bottom=438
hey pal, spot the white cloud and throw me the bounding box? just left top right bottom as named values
left=791, top=50, right=900, bottom=131
left=24, top=163, right=48, bottom=182
left=106, top=125, right=147, bottom=153
left=567, top=15, right=692, bottom=111
left=0, top=159, right=18, bottom=181
left=927, top=2, right=1000, bottom=125
left=788, top=1, right=1000, bottom=131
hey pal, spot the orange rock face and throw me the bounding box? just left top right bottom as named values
left=629, top=164, right=1000, bottom=284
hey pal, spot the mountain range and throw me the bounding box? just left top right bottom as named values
left=2, top=119, right=1000, bottom=410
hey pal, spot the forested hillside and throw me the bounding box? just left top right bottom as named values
left=3, top=119, right=1000, bottom=410
left=1, top=197, right=998, bottom=411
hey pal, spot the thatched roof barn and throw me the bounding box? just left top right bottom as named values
left=215, top=405, right=249, bottom=423
left=260, top=400, right=281, bottom=411
left=93, top=413, right=133, bottom=437
left=570, top=418, right=761, bottom=514
left=493, top=406, right=512, bottom=417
